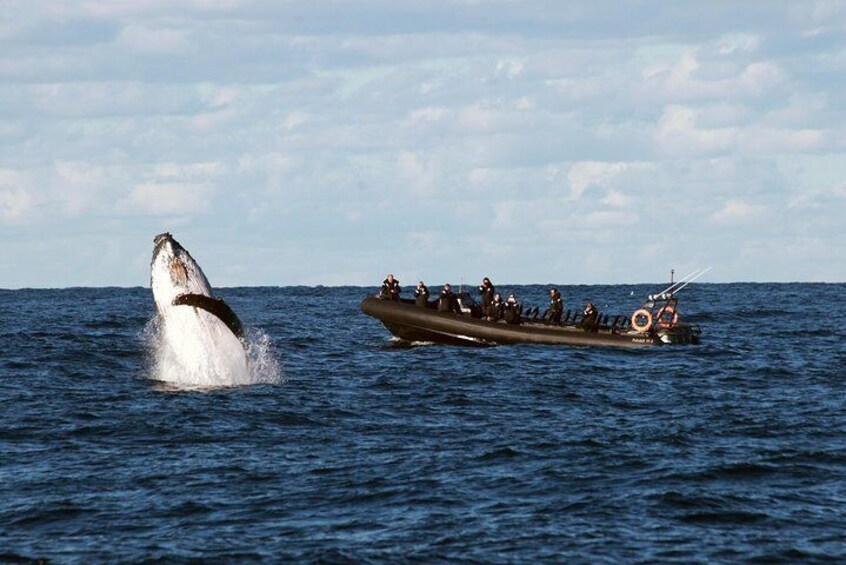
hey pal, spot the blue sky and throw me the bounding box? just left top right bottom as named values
left=1, top=0, right=844, bottom=287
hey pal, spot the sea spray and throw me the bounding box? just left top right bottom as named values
left=242, top=326, right=283, bottom=385
left=143, top=315, right=282, bottom=388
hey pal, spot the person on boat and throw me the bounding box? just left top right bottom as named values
left=544, top=288, right=564, bottom=324
left=486, top=293, right=504, bottom=321
left=437, top=283, right=461, bottom=314
left=380, top=274, right=401, bottom=301
left=580, top=301, right=598, bottom=330
left=413, top=281, right=430, bottom=308
left=504, top=293, right=522, bottom=325
left=477, top=277, right=495, bottom=315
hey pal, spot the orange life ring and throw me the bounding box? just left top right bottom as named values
left=631, top=309, right=652, bottom=333
left=655, top=305, right=679, bottom=329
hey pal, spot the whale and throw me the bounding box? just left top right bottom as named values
left=150, top=232, right=249, bottom=385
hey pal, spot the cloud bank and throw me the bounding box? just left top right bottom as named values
left=1, top=0, right=845, bottom=286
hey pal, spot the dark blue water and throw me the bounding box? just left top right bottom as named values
left=1, top=284, right=845, bottom=563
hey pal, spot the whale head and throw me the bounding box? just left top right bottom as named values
left=151, top=232, right=213, bottom=313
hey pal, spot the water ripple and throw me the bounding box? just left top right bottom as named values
left=0, top=284, right=844, bottom=562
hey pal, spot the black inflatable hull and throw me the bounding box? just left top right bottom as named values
left=360, top=297, right=681, bottom=348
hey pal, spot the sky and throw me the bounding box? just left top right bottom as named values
left=1, top=0, right=845, bottom=288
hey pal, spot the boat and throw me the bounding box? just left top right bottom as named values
left=360, top=273, right=705, bottom=348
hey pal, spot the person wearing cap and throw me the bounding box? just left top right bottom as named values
left=380, top=273, right=401, bottom=301
left=413, top=281, right=430, bottom=308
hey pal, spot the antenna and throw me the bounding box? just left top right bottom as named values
left=648, top=267, right=711, bottom=301
left=654, top=267, right=707, bottom=297
left=672, top=267, right=712, bottom=294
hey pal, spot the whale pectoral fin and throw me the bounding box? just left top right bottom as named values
left=172, top=293, right=244, bottom=339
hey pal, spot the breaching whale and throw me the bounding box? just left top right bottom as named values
left=150, top=232, right=250, bottom=386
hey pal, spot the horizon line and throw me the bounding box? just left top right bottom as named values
left=1, top=280, right=843, bottom=291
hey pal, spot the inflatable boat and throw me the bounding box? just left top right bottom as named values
left=360, top=295, right=701, bottom=348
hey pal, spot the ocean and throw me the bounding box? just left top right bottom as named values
left=1, top=283, right=844, bottom=563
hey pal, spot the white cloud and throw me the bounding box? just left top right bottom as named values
left=457, top=104, right=500, bottom=133
left=740, top=62, right=786, bottom=95
left=717, top=34, right=760, bottom=55
left=190, top=108, right=240, bottom=133
left=568, top=162, right=624, bottom=199
left=655, top=105, right=736, bottom=156
left=648, top=52, right=786, bottom=103
left=396, top=150, right=440, bottom=196
left=406, top=230, right=449, bottom=252
left=567, top=161, right=652, bottom=200
left=495, top=58, right=525, bottom=79
left=53, top=161, right=120, bottom=216
left=602, top=190, right=632, bottom=208
left=405, top=106, right=450, bottom=126
left=741, top=127, right=825, bottom=154
left=0, top=172, right=38, bottom=224
left=282, top=111, right=310, bottom=131
left=492, top=200, right=517, bottom=229
left=124, top=183, right=214, bottom=215
left=152, top=161, right=224, bottom=179
left=118, top=23, right=191, bottom=54
left=80, top=0, right=241, bottom=19
left=583, top=210, right=633, bottom=227
left=766, top=93, right=829, bottom=127
left=237, top=152, right=297, bottom=175
left=709, top=199, right=767, bottom=225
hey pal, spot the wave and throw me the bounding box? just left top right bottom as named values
left=380, top=337, right=438, bottom=349
left=680, top=510, right=769, bottom=524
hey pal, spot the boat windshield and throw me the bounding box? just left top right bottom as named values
left=456, top=291, right=476, bottom=314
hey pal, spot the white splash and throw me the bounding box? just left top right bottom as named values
left=389, top=336, right=436, bottom=347
left=242, top=326, right=282, bottom=385
left=144, top=316, right=281, bottom=389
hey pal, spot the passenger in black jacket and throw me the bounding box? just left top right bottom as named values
left=477, top=277, right=495, bottom=316
left=413, top=281, right=430, bottom=308
left=544, top=288, right=564, bottom=324
left=580, top=302, right=598, bottom=330
left=380, top=274, right=401, bottom=301
left=437, top=283, right=461, bottom=314
left=486, top=293, right=504, bottom=321
left=503, top=293, right=522, bottom=325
